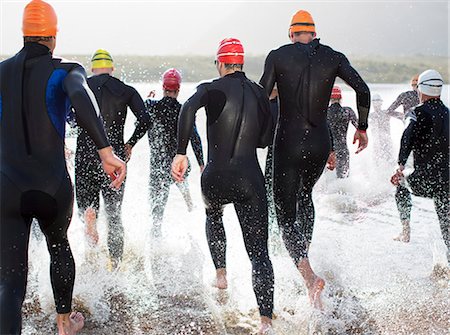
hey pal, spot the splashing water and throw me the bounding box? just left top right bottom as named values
left=23, top=83, right=449, bottom=334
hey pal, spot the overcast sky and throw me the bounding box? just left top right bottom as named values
left=0, top=0, right=448, bottom=57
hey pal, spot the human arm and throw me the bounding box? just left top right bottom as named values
left=125, top=88, right=151, bottom=161
left=172, top=85, right=207, bottom=181
left=259, top=51, right=277, bottom=98
left=189, top=123, right=205, bottom=171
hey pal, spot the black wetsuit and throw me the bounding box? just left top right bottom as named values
left=75, top=73, right=149, bottom=263
left=260, top=39, right=370, bottom=263
left=145, top=96, right=204, bottom=230
left=395, top=98, right=449, bottom=253
left=327, top=102, right=358, bottom=178
left=177, top=71, right=274, bottom=318
left=264, top=97, right=279, bottom=225
left=0, top=43, right=110, bottom=334
left=387, top=90, right=419, bottom=120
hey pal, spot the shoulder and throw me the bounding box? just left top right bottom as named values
left=52, top=56, right=84, bottom=72
left=144, top=98, right=158, bottom=110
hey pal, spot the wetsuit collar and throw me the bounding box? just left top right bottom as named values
left=23, top=42, right=51, bottom=59
left=424, top=97, right=443, bottom=106
left=224, top=71, right=246, bottom=79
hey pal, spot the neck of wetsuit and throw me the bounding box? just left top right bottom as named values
left=224, top=71, right=246, bottom=79
left=23, top=42, right=51, bottom=59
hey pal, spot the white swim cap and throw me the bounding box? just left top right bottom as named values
left=417, top=69, right=444, bottom=97
left=371, top=93, right=383, bottom=102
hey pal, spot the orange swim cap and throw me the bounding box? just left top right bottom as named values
left=22, top=0, right=58, bottom=37
left=289, top=10, right=315, bottom=35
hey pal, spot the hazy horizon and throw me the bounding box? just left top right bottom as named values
left=0, top=0, right=448, bottom=58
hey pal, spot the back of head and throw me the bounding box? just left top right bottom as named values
left=216, top=38, right=245, bottom=65
left=91, top=49, right=114, bottom=70
left=418, top=69, right=443, bottom=97
left=289, top=10, right=316, bottom=36
left=330, top=85, right=342, bottom=100
left=22, top=0, right=58, bottom=37
left=162, top=68, right=182, bottom=91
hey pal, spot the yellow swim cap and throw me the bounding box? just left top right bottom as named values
left=91, top=49, right=113, bottom=69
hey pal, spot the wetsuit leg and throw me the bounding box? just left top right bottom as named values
left=0, top=173, right=30, bottom=335
left=101, top=176, right=125, bottom=262
left=234, top=198, right=274, bottom=319
left=75, top=161, right=101, bottom=215
left=395, top=185, right=412, bottom=222
left=264, top=145, right=277, bottom=225
left=205, top=206, right=226, bottom=269
left=34, top=175, right=75, bottom=314
left=149, top=171, right=170, bottom=237
left=273, top=126, right=330, bottom=263
left=434, top=190, right=449, bottom=253
left=273, top=153, right=306, bottom=262
left=335, top=147, right=350, bottom=178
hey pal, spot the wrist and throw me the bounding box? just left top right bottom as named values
left=357, top=129, right=367, bottom=133
left=98, top=146, right=114, bottom=160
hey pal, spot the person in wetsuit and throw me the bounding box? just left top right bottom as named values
left=390, top=70, right=448, bottom=259
left=146, top=68, right=204, bottom=238
left=259, top=10, right=370, bottom=308
left=171, top=38, right=274, bottom=334
left=74, top=49, right=149, bottom=269
left=387, top=74, right=419, bottom=120
left=327, top=85, right=359, bottom=178
left=0, top=1, right=126, bottom=334
left=369, top=93, right=396, bottom=166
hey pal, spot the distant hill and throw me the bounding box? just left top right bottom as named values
left=1, top=54, right=447, bottom=84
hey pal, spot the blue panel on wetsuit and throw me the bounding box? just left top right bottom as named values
left=46, top=69, right=70, bottom=138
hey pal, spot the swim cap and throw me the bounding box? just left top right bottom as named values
left=417, top=69, right=443, bottom=97
left=371, top=93, right=383, bottom=102
left=216, top=38, right=244, bottom=65
left=22, top=0, right=58, bottom=37
left=91, top=49, right=114, bottom=69
left=330, top=86, right=342, bottom=100
left=289, top=10, right=315, bottom=35
left=162, top=68, right=182, bottom=91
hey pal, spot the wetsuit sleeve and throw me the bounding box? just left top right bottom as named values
left=328, top=122, right=335, bottom=151
left=387, top=93, right=404, bottom=114
left=398, top=117, right=416, bottom=166
left=144, top=99, right=157, bottom=132
left=336, top=54, right=370, bottom=130
left=189, top=123, right=205, bottom=166
left=63, top=66, right=110, bottom=149
left=259, top=51, right=276, bottom=97
left=177, top=85, right=208, bottom=155
left=348, top=107, right=359, bottom=129
left=258, top=91, right=274, bottom=148
left=126, top=87, right=150, bottom=147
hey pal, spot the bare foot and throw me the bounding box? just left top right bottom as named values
left=298, top=258, right=325, bottom=310
left=393, top=232, right=410, bottom=243
left=393, top=221, right=410, bottom=243
left=259, top=316, right=274, bottom=334
left=56, top=312, right=84, bottom=335
left=213, top=268, right=228, bottom=289
left=307, top=276, right=325, bottom=310
left=84, top=208, right=98, bottom=245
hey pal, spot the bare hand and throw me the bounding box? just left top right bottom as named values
left=98, top=147, right=127, bottom=189
left=171, top=154, right=188, bottom=182
left=147, top=90, right=156, bottom=98
left=326, top=151, right=336, bottom=170
left=353, top=130, right=368, bottom=154
left=390, top=166, right=405, bottom=186
left=199, top=165, right=205, bottom=173
left=124, top=143, right=133, bottom=162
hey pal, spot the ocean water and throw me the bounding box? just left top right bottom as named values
left=23, top=83, right=449, bottom=334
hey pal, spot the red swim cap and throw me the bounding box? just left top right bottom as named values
left=331, top=86, right=342, bottom=100
left=216, top=38, right=244, bottom=65
left=162, top=68, right=182, bottom=91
